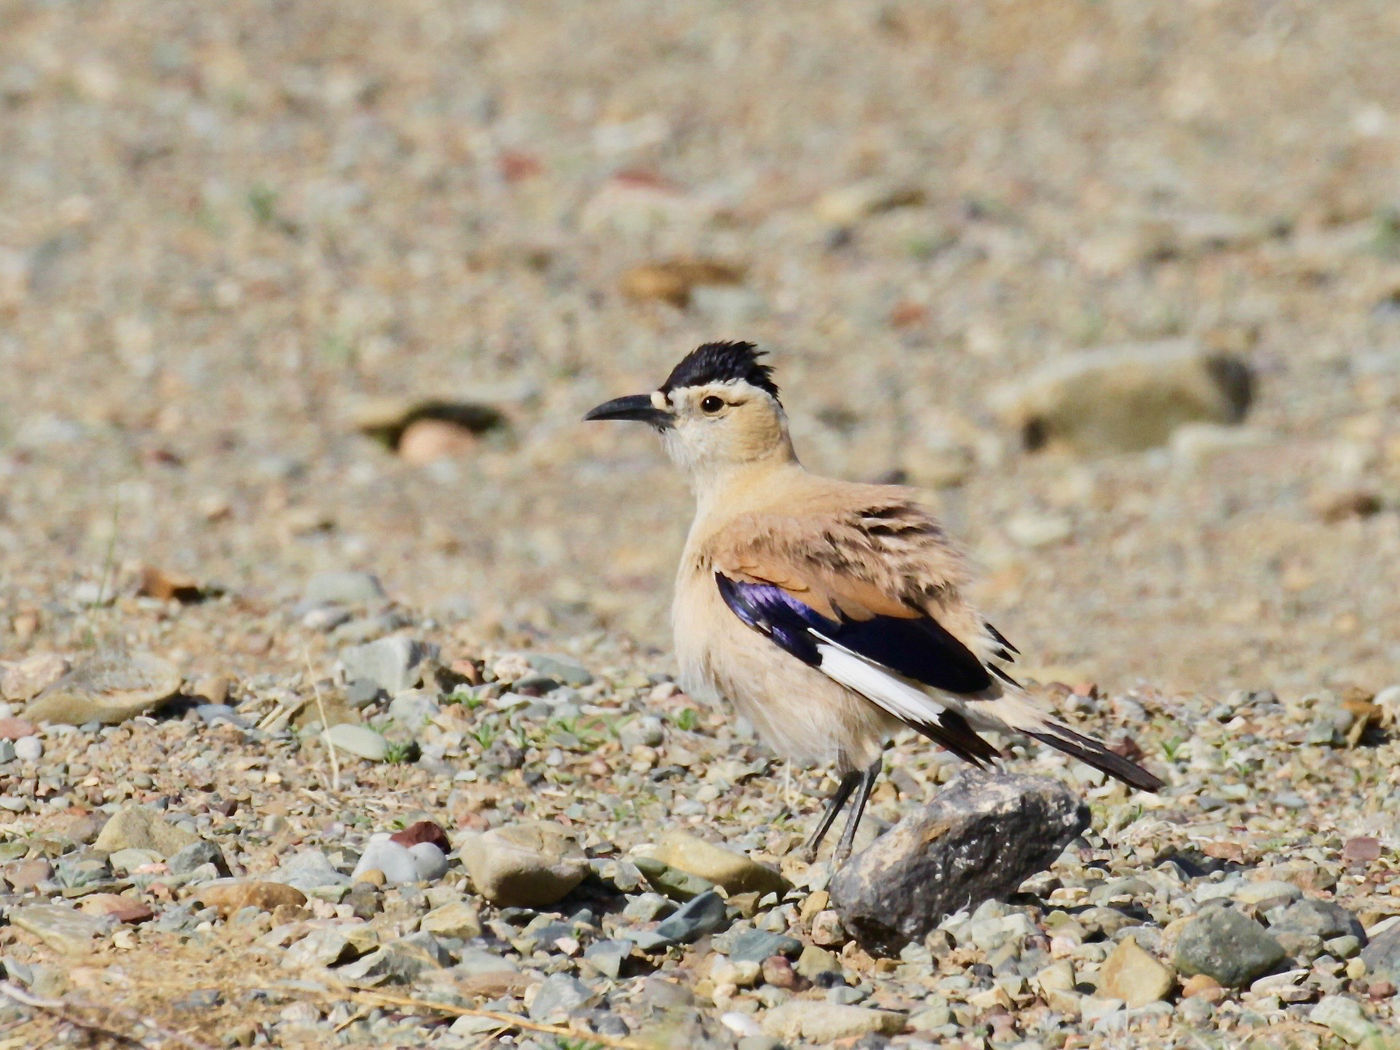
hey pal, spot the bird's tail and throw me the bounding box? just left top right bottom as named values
left=982, top=695, right=1165, bottom=792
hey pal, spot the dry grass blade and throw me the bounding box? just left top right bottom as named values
left=304, top=648, right=341, bottom=792
left=0, top=981, right=218, bottom=1050
left=339, top=985, right=653, bottom=1049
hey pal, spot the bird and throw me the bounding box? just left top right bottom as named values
left=585, top=341, right=1163, bottom=863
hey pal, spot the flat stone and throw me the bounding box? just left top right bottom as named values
left=633, top=856, right=715, bottom=901
left=989, top=339, right=1253, bottom=454
left=302, top=571, right=385, bottom=606
left=339, top=637, right=438, bottom=695
left=10, top=904, right=111, bottom=952
left=529, top=973, right=597, bottom=1023
left=1360, top=923, right=1400, bottom=983
left=459, top=822, right=588, bottom=907
left=94, top=805, right=199, bottom=859
left=830, top=773, right=1090, bottom=954
left=760, top=1001, right=904, bottom=1042
left=420, top=901, right=481, bottom=940
left=283, top=926, right=362, bottom=969
left=1, top=654, right=68, bottom=702
left=653, top=831, right=788, bottom=896
left=1099, top=936, right=1175, bottom=1007
left=1310, top=995, right=1387, bottom=1047
left=387, top=689, right=440, bottom=726
left=168, top=840, right=230, bottom=877
left=270, top=850, right=351, bottom=891
left=523, top=653, right=594, bottom=687
left=728, top=928, right=804, bottom=964
left=197, top=881, right=309, bottom=917
left=26, top=651, right=181, bottom=725
left=108, top=847, right=162, bottom=874
left=582, top=939, right=633, bottom=979
left=645, top=890, right=728, bottom=947
left=1234, top=880, right=1304, bottom=906
left=339, top=932, right=451, bottom=984
left=322, top=723, right=388, bottom=762
left=1270, top=898, right=1365, bottom=941
left=1175, top=906, right=1287, bottom=987
left=78, top=894, right=155, bottom=924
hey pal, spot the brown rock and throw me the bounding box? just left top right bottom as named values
left=137, top=566, right=205, bottom=603
left=618, top=259, right=744, bottom=308
left=195, top=881, right=308, bottom=917
left=80, top=894, right=155, bottom=924
left=390, top=820, right=451, bottom=852
left=355, top=868, right=387, bottom=887
left=1181, top=973, right=1225, bottom=1002
left=26, top=651, right=181, bottom=725
left=397, top=418, right=479, bottom=465
left=1100, top=936, right=1175, bottom=1007
left=189, top=674, right=230, bottom=706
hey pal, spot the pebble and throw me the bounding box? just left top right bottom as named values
left=322, top=723, right=389, bottom=761
left=760, top=1001, right=904, bottom=1042
left=302, top=571, right=385, bottom=606
left=10, top=904, right=112, bottom=952
left=270, top=851, right=352, bottom=891
left=353, top=837, right=422, bottom=884
left=1310, top=995, right=1386, bottom=1046
left=523, top=653, right=594, bottom=687
left=1099, top=936, right=1175, bottom=1007
left=338, top=637, right=439, bottom=695
left=653, top=830, right=788, bottom=896
left=458, top=822, right=588, bottom=907
left=728, top=929, right=804, bottom=964
left=12, top=736, right=42, bottom=761
left=196, top=881, right=309, bottom=917
left=529, top=973, right=597, bottom=1023
left=1175, top=907, right=1287, bottom=987
left=94, top=805, right=199, bottom=858
left=168, top=840, right=230, bottom=877
left=633, top=890, right=728, bottom=950
left=25, top=651, right=181, bottom=725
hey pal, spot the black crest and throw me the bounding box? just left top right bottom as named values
left=661, top=341, right=780, bottom=401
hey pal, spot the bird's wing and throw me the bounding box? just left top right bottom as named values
left=707, top=490, right=1163, bottom=792
left=708, top=495, right=1006, bottom=765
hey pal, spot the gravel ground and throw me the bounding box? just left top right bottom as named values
left=2, top=2, right=1400, bottom=1047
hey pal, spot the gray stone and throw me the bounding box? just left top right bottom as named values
left=94, top=805, right=199, bottom=858
left=830, top=773, right=1090, bottom=954
left=1309, top=995, right=1387, bottom=1047
left=989, top=339, right=1254, bottom=454
left=760, top=1001, right=904, bottom=1042
left=339, top=637, right=439, bottom=695
left=270, top=850, right=351, bottom=891
left=582, top=939, right=633, bottom=979
left=303, top=571, right=385, bottom=606
left=523, top=654, right=593, bottom=687
left=353, top=838, right=420, bottom=884
left=168, top=840, right=230, bottom=877
left=1359, top=923, right=1400, bottom=983
left=388, top=689, right=440, bottom=727
left=283, top=927, right=362, bottom=969
left=26, top=651, right=181, bottom=725
left=619, top=715, right=665, bottom=750
left=194, top=705, right=247, bottom=728
left=338, top=932, right=451, bottom=984
left=322, top=723, right=388, bottom=762
left=0, top=741, right=14, bottom=764
left=345, top=679, right=384, bottom=708
left=1175, top=906, right=1287, bottom=987
left=107, top=847, right=162, bottom=873
left=1269, top=898, right=1365, bottom=942
left=459, top=822, right=588, bottom=907
left=633, top=890, right=728, bottom=950
left=529, top=973, right=597, bottom=1023
left=1234, top=880, right=1303, bottom=906
left=728, top=929, right=804, bottom=964
left=10, top=904, right=111, bottom=953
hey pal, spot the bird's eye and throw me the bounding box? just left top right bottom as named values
left=701, top=396, right=725, bottom=414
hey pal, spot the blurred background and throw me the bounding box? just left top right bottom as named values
left=2, top=1, right=1398, bottom=695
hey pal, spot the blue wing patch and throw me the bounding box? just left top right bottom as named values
left=715, top=573, right=994, bottom=695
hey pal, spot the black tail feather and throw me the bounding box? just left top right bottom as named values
left=1027, top=721, right=1164, bottom=793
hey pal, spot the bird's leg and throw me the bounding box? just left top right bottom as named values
left=803, top=770, right=862, bottom=861
left=831, top=757, right=883, bottom=865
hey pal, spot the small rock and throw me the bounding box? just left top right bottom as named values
left=389, top=820, right=451, bottom=852
left=728, top=929, right=804, bottom=965
left=78, top=894, right=155, bottom=924
left=269, top=850, right=350, bottom=891
left=397, top=418, right=478, bottom=464
left=1175, top=906, right=1286, bottom=987
left=1100, top=937, right=1175, bottom=1007
left=302, top=571, right=385, bottom=606
left=633, top=856, right=715, bottom=901
left=1310, top=995, right=1386, bottom=1047
left=529, top=973, right=597, bottom=1023
left=408, top=843, right=449, bottom=882
left=12, top=736, right=42, bottom=762
left=830, top=773, right=1090, bottom=954
left=283, top=927, right=361, bottom=969
left=523, top=653, right=594, bottom=687
left=167, top=840, right=230, bottom=877
left=633, top=890, right=728, bottom=950
left=1234, top=880, right=1303, bottom=906
left=760, top=1001, right=904, bottom=1043
left=582, top=939, right=633, bottom=979
left=94, top=805, right=199, bottom=858
left=619, top=715, right=665, bottom=750
left=322, top=723, right=388, bottom=762
left=421, top=901, right=481, bottom=940
left=339, top=932, right=451, bottom=984
left=795, top=945, right=842, bottom=980
left=196, top=881, right=308, bottom=917
left=815, top=178, right=925, bottom=225
left=26, top=651, right=181, bottom=725
left=459, top=822, right=588, bottom=907
left=388, top=689, right=440, bottom=727
left=653, top=831, right=788, bottom=897
left=618, top=259, right=744, bottom=308
left=990, top=340, right=1253, bottom=455
left=339, top=637, right=438, bottom=695
left=353, top=837, right=421, bottom=885
left=1360, top=924, right=1400, bottom=983
left=10, top=904, right=111, bottom=952
left=0, top=717, right=38, bottom=740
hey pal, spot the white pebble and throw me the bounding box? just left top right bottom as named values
left=13, top=736, right=42, bottom=762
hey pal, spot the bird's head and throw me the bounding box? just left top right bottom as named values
left=585, top=341, right=793, bottom=477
